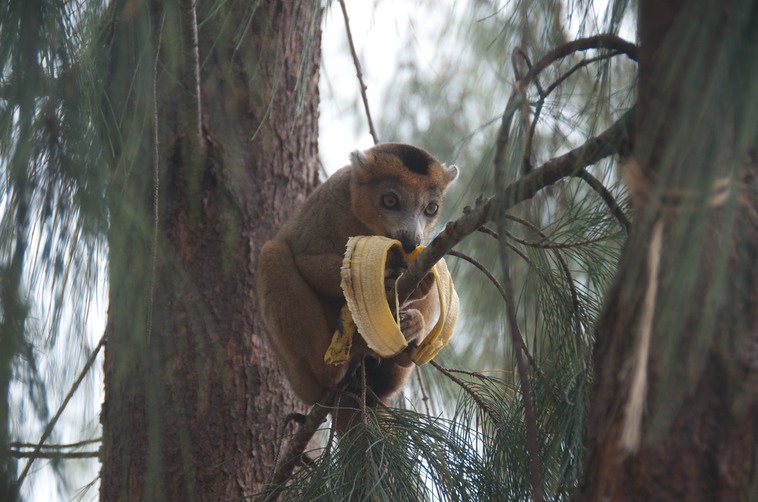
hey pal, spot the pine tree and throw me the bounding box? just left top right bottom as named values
left=3, top=0, right=757, bottom=500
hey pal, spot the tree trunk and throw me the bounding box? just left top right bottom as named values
left=578, top=0, right=758, bottom=499
left=100, top=1, right=321, bottom=500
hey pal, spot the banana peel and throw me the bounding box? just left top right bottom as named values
left=325, top=235, right=459, bottom=365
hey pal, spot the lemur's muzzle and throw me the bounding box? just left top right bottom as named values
left=395, top=231, right=421, bottom=253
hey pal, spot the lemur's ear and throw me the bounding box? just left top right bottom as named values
left=350, top=149, right=368, bottom=169
left=446, top=164, right=459, bottom=183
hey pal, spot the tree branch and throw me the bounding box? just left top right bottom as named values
left=525, top=35, right=638, bottom=82
left=574, top=168, right=631, bottom=233
left=178, top=0, right=205, bottom=155
left=17, top=334, right=106, bottom=486
left=265, top=396, right=333, bottom=498
left=501, top=214, right=589, bottom=346
left=10, top=438, right=101, bottom=450
left=495, top=36, right=637, bottom=176
left=396, top=107, right=635, bottom=304
left=10, top=450, right=99, bottom=459
left=497, top=245, right=544, bottom=502
left=429, top=360, right=499, bottom=423
left=447, top=250, right=538, bottom=371
left=524, top=50, right=630, bottom=173
left=339, top=0, right=379, bottom=144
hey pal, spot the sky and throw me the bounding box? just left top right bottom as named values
left=319, top=0, right=467, bottom=173
left=320, top=0, right=410, bottom=173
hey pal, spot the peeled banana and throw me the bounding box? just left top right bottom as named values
left=325, top=235, right=458, bottom=365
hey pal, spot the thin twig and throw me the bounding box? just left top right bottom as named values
left=575, top=168, right=632, bottom=233
left=10, top=438, right=101, bottom=450
left=322, top=393, right=340, bottom=461
left=339, top=0, right=379, bottom=144
left=415, top=366, right=432, bottom=417
left=266, top=412, right=308, bottom=489
left=429, top=360, right=498, bottom=423
left=496, top=36, right=637, bottom=177
left=360, top=359, right=371, bottom=487
left=501, top=214, right=588, bottom=349
left=524, top=34, right=637, bottom=81
left=178, top=0, right=204, bottom=153
left=446, top=250, right=539, bottom=371
left=496, top=246, right=544, bottom=502
left=512, top=47, right=545, bottom=96
left=476, top=225, right=499, bottom=239
left=523, top=97, right=543, bottom=175
left=501, top=227, right=614, bottom=250
left=17, top=334, right=106, bottom=486
left=541, top=51, right=625, bottom=100
left=475, top=226, right=532, bottom=263
left=516, top=47, right=543, bottom=174
left=10, top=450, right=99, bottom=459
left=147, top=12, right=165, bottom=346
left=267, top=397, right=333, bottom=495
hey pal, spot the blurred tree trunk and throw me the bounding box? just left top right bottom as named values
left=578, top=0, right=758, bottom=499
left=99, top=1, right=321, bottom=500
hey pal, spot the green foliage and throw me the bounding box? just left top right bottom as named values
left=267, top=361, right=590, bottom=501
left=1, top=0, right=108, bottom=498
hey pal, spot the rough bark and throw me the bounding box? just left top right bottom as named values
left=577, top=0, right=758, bottom=499
left=100, top=1, right=321, bottom=500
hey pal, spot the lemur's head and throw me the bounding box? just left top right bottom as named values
left=350, top=143, right=459, bottom=253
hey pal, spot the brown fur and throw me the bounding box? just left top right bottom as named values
left=257, top=143, right=458, bottom=422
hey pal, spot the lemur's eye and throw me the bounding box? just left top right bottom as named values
left=381, top=193, right=399, bottom=210
left=424, top=202, right=439, bottom=216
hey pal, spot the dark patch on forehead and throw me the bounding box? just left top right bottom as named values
left=375, top=143, right=437, bottom=176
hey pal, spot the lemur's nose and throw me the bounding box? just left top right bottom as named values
left=398, top=234, right=419, bottom=254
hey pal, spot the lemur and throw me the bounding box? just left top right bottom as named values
left=257, top=143, right=458, bottom=431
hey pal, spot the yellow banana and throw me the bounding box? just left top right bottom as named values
left=325, top=235, right=458, bottom=364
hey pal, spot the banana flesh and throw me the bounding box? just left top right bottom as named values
left=325, top=235, right=458, bottom=364
left=324, top=304, right=357, bottom=365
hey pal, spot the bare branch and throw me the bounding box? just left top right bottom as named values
left=17, top=334, right=106, bottom=486
left=502, top=214, right=589, bottom=352
left=429, top=360, right=499, bottom=422
left=10, top=438, right=101, bottom=450
left=10, top=450, right=99, bottom=459
left=396, top=107, right=635, bottom=305
left=525, top=35, right=638, bottom=82
left=497, top=243, right=544, bottom=502
left=446, top=250, right=538, bottom=370
left=178, top=0, right=205, bottom=155
left=339, top=0, right=379, bottom=145
left=501, top=229, right=614, bottom=249
left=496, top=36, right=637, bottom=177
left=476, top=226, right=533, bottom=263
left=523, top=50, right=628, bottom=173
left=266, top=397, right=333, bottom=496
left=147, top=12, right=166, bottom=346
left=541, top=51, right=626, bottom=100
left=575, top=168, right=631, bottom=233
left=415, top=366, right=432, bottom=416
